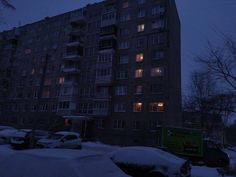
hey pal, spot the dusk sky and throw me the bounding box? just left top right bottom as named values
left=0, top=0, right=236, bottom=95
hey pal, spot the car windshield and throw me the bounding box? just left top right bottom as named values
left=49, top=134, right=63, bottom=140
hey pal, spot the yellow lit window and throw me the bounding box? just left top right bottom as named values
left=133, top=103, right=143, bottom=112
left=150, top=102, right=164, bottom=112
left=135, top=69, right=143, bottom=78
left=137, top=24, right=145, bottom=32
left=136, top=53, right=144, bottom=62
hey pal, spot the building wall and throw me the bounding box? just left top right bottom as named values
left=0, top=0, right=181, bottom=146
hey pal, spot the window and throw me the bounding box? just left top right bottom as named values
left=152, top=19, right=165, bottom=29
left=119, top=41, right=130, bottom=49
left=119, top=55, right=129, bottom=64
left=133, top=121, right=141, bottom=130
left=136, top=53, right=144, bottom=62
left=152, top=51, right=165, bottom=60
left=42, top=90, right=50, bottom=98
left=151, top=33, right=167, bottom=45
left=138, top=0, right=145, bottom=4
left=134, top=85, right=143, bottom=95
left=120, top=13, right=131, bottom=22
left=122, top=1, right=129, bottom=8
left=114, top=103, right=126, bottom=112
left=59, top=77, right=65, bottom=84
left=138, top=9, right=145, bottom=18
left=59, top=101, right=70, bottom=109
left=133, top=103, right=143, bottom=112
left=40, top=103, right=48, bottom=111
left=152, top=5, right=165, bottom=15
left=150, top=102, right=164, bottom=112
left=137, top=38, right=145, bottom=48
left=150, top=84, right=163, bottom=94
left=135, top=69, right=143, bottom=78
left=137, top=24, right=145, bottom=32
left=120, top=28, right=130, bottom=36
left=96, top=68, right=112, bottom=77
left=117, top=70, right=128, bottom=79
left=97, top=119, right=105, bottom=129
left=98, top=53, right=113, bottom=63
left=25, top=49, right=31, bottom=54
left=151, top=67, right=164, bottom=77
left=44, top=78, right=52, bottom=86
left=31, top=68, right=35, bottom=75
left=113, top=120, right=125, bottom=129
left=115, top=86, right=127, bottom=95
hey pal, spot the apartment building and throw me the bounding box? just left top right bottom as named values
left=0, top=0, right=181, bottom=146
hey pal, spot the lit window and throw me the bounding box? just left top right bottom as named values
left=135, top=69, right=143, bottom=78
left=122, top=1, right=129, bottom=8
left=137, top=24, right=145, bottom=32
left=59, top=77, right=65, bottom=84
left=133, top=103, right=143, bottom=112
left=150, top=102, right=164, bottom=112
left=136, top=53, right=144, bottom=62
left=134, top=85, right=143, bottom=95
left=151, top=67, right=164, bottom=77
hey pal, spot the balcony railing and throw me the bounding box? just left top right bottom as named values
left=95, top=75, right=112, bottom=84
left=62, top=67, right=80, bottom=73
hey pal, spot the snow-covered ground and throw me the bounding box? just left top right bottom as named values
left=0, top=143, right=236, bottom=177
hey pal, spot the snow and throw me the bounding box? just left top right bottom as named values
left=0, top=129, right=18, bottom=138
left=1, top=143, right=236, bottom=177
left=110, top=146, right=185, bottom=167
left=0, top=146, right=130, bottom=177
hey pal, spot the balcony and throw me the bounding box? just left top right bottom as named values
left=94, top=93, right=111, bottom=100
left=95, top=75, right=112, bottom=85
left=63, top=80, right=78, bottom=86
left=63, top=54, right=81, bottom=61
left=66, top=41, right=83, bottom=47
left=101, top=11, right=117, bottom=27
left=99, top=38, right=116, bottom=51
left=93, top=109, right=110, bottom=117
left=70, top=10, right=86, bottom=24
left=62, top=67, right=80, bottom=74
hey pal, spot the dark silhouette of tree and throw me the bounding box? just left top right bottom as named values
left=0, top=0, right=15, bottom=9
left=197, top=35, right=236, bottom=91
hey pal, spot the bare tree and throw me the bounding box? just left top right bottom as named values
left=0, top=0, right=15, bottom=9
left=197, top=35, right=236, bottom=91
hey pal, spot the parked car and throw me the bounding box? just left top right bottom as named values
left=10, top=129, right=49, bottom=149
left=0, top=128, right=18, bottom=145
left=36, top=131, right=82, bottom=149
left=110, top=146, right=191, bottom=177
left=0, top=125, right=15, bottom=131
left=203, top=140, right=230, bottom=167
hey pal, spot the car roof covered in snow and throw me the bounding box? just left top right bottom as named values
left=0, top=129, right=18, bottom=138
left=55, top=131, right=80, bottom=136
left=110, top=146, right=185, bottom=168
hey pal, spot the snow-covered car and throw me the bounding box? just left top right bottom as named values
left=110, top=146, right=191, bottom=177
left=0, top=148, right=131, bottom=177
left=0, top=128, right=18, bottom=145
left=10, top=129, right=49, bottom=149
left=0, top=125, right=15, bottom=131
left=36, top=131, right=82, bottom=149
